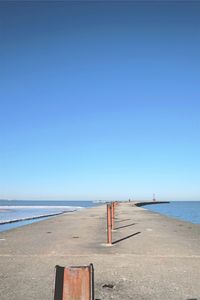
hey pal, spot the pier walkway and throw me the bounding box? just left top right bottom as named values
left=0, top=202, right=200, bottom=299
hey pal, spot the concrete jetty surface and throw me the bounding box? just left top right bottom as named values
left=0, top=202, right=200, bottom=299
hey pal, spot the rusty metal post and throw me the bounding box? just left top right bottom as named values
left=107, top=204, right=112, bottom=244
left=111, top=202, right=115, bottom=230
left=54, top=264, right=94, bottom=300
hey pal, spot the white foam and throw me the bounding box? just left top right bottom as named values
left=0, top=206, right=83, bottom=224
left=0, top=206, right=83, bottom=210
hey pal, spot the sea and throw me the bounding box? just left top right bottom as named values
left=144, top=201, right=200, bottom=224
left=0, top=200, right=101, bottom=232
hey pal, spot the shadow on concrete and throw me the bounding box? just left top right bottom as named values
left=186, top=299, right=197, bottom=300
left=54, top=265, right=64, bottom=300
left=115, top=218, right=131, bottom=223
left=112, top=232, right=141, bottom=245
left=115, top=223, right=136, bottom=230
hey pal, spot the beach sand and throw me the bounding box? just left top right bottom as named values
left=0, top=202, right=200, bottom=299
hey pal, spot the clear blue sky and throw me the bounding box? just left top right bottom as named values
left=0, top=1, right=200, bottom=201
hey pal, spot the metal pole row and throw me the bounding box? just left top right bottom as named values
left=107, top=201, right=118, bottom=245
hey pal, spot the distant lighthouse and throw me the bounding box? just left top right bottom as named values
left=153, top=193, right=156, bottom=202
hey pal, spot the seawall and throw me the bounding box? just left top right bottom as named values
left=135, top=201, right=170, bottom=207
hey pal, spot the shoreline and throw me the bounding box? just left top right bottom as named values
left=0, top=204, right=101, bottom=232
left=0, top=209, right=78, bottom=226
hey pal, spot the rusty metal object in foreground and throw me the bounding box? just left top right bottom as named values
left=54, top=264, right=94, bottom=300
left=111, top=202, right=115, bottom=230
left=107, top=204, right=112, bottom=244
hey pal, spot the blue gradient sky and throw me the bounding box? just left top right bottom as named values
left=0, top=1, right=200, bottom=201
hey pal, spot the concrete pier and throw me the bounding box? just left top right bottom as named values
left=0, top=202, right=200, bottom=299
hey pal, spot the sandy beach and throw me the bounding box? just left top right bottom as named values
left=0, top=202, right=200, bottom=299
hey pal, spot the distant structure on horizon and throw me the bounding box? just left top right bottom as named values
left=153, top=193, right=156, bottom=202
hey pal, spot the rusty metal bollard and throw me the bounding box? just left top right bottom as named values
left=54, top=264, right=94, bottom=300
left=107, top=204, right=112, bottom=244
left=111, top=202, right=115, bottom=230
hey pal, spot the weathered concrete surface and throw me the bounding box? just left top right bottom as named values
left=0, top=202, right=200, bottom=300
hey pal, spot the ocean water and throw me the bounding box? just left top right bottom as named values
left=0, top=200, right=100, bottom=232
left=144, top=201, right=200, bottom=224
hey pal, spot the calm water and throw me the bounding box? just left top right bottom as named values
left=144, top=201, right=200, bottom=224
left=0, top=200, right=100, bottom=232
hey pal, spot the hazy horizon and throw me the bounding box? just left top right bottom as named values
left=1, top=198, right=200, bottom=202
